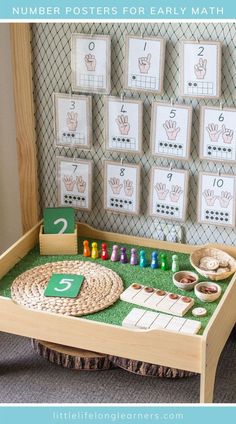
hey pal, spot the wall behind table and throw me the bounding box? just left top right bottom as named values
left=31, top=23, right=236, bottom=245
left=0, top=24, right=22, bottom=253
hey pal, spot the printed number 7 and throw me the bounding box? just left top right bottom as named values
left=54, top=278, right=73, bottom=292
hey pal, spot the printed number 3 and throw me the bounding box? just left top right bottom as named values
left=54, top=278, right=73, bottom=292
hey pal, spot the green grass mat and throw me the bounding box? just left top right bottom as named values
left=0, top=237, right=231, bottom=335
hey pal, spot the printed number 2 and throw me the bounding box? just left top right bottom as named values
left=198, top=46, right=204, bottom=56
left=54, top=278, right=73, bottom=292
left=54, top=218, right=68, bottom=234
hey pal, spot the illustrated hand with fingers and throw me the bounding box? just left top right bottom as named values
left=221, top=125, right=234, bottom=144
left=194, top=58, right=207, bottom=79
left=84, top=54, right=96, bottom=71
left=138, top=53, right=151, bottom=74
left=155, top=183, right=169, bottom=200
left=109, top=178, right=123, bottom=195
left=219, top=191, right=233, bottom=208
left=206, top=124, right=223, bottom=142
left=63, top=175, right=76, bottom=192
left=163, top=120, right=181, bottom=141
left=124, top=179, right=134, bottom=197
left=203, top=189, right=217, bottom=206
left=169, top=185, right=183, bottom=203
left=66, top=112, right=78, bottom=132
left=76, top=176, right=86, bottom=193
left=116, top=115, right=130, bottom=135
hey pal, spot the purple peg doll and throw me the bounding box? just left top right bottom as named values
left=130, top=248, right=138, bottom=265
left=120, top=247, right=128, bottom=264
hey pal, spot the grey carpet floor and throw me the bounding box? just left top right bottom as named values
left=0, top=329, right=235, bottom=403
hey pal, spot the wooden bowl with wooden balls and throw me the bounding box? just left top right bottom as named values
left=190, top=247, right=236, bottom=281
left=173, top=271, right=199, bottom=291
left=194, top=282, right=222, bottom=303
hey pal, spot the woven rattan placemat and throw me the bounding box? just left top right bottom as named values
left=11, top=261, right=123, bottom=316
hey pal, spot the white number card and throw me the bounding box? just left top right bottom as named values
left=57, top=157, right=93, bottom=211
left=198, top=172, right=236, bottom=228
left=180, top=40, right=221, bottom=98
left=105, top=96, right=143, bottom=154
left=71, top=34, right=111, bottom=94
left=149, top=167, right=189, bottom=222
left=104, top=161, right=140, bottom=216
left=200, top=106, right=236, bottom=163
left=53, top=93, right=92, bottom=149
left=124, top=35, right=166, bottom=94
left=151, top=102, right=192, bottom=160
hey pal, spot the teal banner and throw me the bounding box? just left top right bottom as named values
left=0, top=0, right=233, bottom=20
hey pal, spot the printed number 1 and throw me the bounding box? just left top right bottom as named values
left=54, top=278, right=73, bottom=292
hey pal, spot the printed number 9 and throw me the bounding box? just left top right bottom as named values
left=54, top=278, right=73, bottom=292
left=167, top=173, right=173, bottom=182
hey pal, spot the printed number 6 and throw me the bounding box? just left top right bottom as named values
left=54, top=218, right=68, bottom=234
left=54, top=278, right=73, bottom=292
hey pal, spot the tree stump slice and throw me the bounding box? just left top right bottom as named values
left=31, top=339, right=115, bottom=371
left=108, top=355, right=198, bottom=378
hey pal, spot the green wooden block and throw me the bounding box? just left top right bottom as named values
left=43, top=207, right=75, bottom=234
left=44, top=274, right=84, bottom=298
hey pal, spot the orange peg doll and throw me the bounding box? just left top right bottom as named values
left=83, top=240, right=91, bottom=257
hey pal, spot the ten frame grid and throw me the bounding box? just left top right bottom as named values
left=148, top=166, right=189, bottom=223
left=124, top=35, right=166, bottom=94
left=150, top=101, right=193, bottom=161
left=71, top=33, right=111, bottom=94
left=104, top=96, right=143, bottom=155
left=56, top=156, right=93, bottom=212
left=53, top=93, right=92, bottom=149
left=103, top=160, right=141, bottom=216
left=179, top=40, right=222, bottom=99
left=197, top=171, right=236, bottom=228
left=199, top=105, right=236, bottom=164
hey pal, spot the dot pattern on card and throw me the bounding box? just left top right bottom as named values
left=62, top=132, right=86, bottom=146
left=109, top=197, right=134, bottom=212
left=131, top=74, right=156, bottom=90
left=187, top=81, right=214, bottom=95
left=79, top=74, right=104, bottom=89
left=63, top=194, right=87, bottom=208
left=156, top=203, right=180, bottom=218
left=157, top=141, right=184, bottom=156
left=111, top=136, right=136, bottom=151
left=122, top=308, right=201, bottom=335
left=206, top=145, right=232, bottom=160
left=120, top=284, right=195, bottom=317
left=204, top=209, right=230, bottom=224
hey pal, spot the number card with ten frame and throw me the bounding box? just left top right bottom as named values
left=71, top=33, right=111, bottom=94
left=180, top=40, right=221, bottom=98
left=149, top=167, right=189, bottom=222
left=200, top=106, right=236, bottom=163
left=57, top=157, right=93, bottom=211
left=105, top=96, right=143, bottom=154
left=150, top=102, right=192, bottom=160
left=53, top=93, right=92, bottom=149
left=104, top=160, right=141, bottom=216
left=124, top=35, right=166, bottom=94
left=198, top=172, right=236, bottom=228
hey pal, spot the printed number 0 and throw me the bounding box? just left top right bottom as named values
left=53, top=218, right=68, bottom=234
left=54, top=278, right=73, bottom=292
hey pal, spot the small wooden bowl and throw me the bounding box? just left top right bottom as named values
left=173, top=271, right=198, bottom=291
left=190, top=246, right=236, bottom=281
left=194, top=282, right=222, bottom=303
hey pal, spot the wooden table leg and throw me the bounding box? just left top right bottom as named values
left=200, top=359, right=218, bottom=403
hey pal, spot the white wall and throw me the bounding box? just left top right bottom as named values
left=0, top=24, right=22, bottom=253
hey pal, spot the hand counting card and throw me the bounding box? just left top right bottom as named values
left=105, top=96, right=143, bottom=154
left=57, top=157, right=93, bottom=211
left=200, top=106, right=236, bottom=163
left=71, top=33, right=111, bottom=94
left=198, top=172, right=236, bottom=227
left=149, top=167, right=189, bottom=222
left=150, top=102, right=192, bottom=160
left=53, top=93, right=92, bottom=149
left=104, top=160, right=140, bottom=215
left=124, top=35, right=166, bottom=94
left=180, top=40, right=221, bottom=98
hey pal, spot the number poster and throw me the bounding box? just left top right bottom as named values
left=105, top=96, right=143, bottom=154
left=198, top=172, right=236, bottom=227
left=200, top=106, right=236, bottom=163
left=57, top=157, right=93, bottom=211
left=124, top=35, right=166, bottom=93
left=180, top=40, right=221, bottom=98
left=54, top=93, right=92, bottom=148
left=150, top=102, right=192, bottom=160
left=104, top=161, right=140, bottom=215
left=149, top=167, right=189, bottom=222
left=71, top=33, right=111, bottom=94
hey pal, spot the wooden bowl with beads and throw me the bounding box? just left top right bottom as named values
left=173, top=271, right=198, bottom=291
